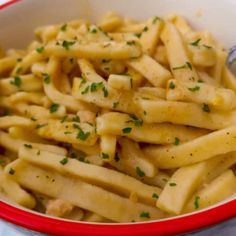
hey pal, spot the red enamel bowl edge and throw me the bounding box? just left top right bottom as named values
left=0, top=1, right=236, bottom=235
left=0, top=199, right=235, bottom=236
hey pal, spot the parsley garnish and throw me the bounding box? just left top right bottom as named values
left=113, top=101, right=119, bottom=109
left=102, top=86, right=109, bottom=97
left=194, top=196, right=200, bottom=209
left=202, top=44, right=212, bottom=49
left=140, top=212, right=150, bottom=218
left=16, top=67, right=22, bottom=74
left=60, top=23, right=67, bottom=31
left=127, top=40, right=136, bottom=46
left=135, top=32, right=142, bottom=38
left=50, top=103, right=59, bottom=113
left=42, top=73, right=50, bottom=84
left=9, top=168, right=15, bottom=175
left=90, top=28, right=97, bottom=33
left=35, top=123, right=48, bottom=129
left=61, top=115, right=68, bottom=123
left=126, top=114, right=143, bottom=126
left=79, top=78, right=87, bottom=87
left=188, top=86, right=200, bottom=92
left=62, top=40, right=75, bottom=50
left=36, top=46, right=44, bottom=53
left=152, top=193, right=159, bottom=199
left=10, top=76, right=22, bottom=88
left=60, top=157, right=68, bottom=165
left=90, top=82, right=103, bottom=92
left=143, top=26, right=149, bottom=32
left=169, top=182, right=177, bottom=187
left=77, top=130, right=90, bottom=141
left=173, top=62, right=192, bottom=71
left=72, top=115, right=80, bottom=122
left=169, top=81, right=175, bottom=89
left=190, top=38, right=201, bottom=46
left=81, top=86, right=90, bottom=95
left=202, top=104, right=210, bottom=113
left=122, top=127, right=132, bottom=133
left=102, top=152, right=109, bottom=159
left=174, top=137, right=180, bottom=145
left=24, top=144, right=32, bottom=149
left=136, top=166, right=145, bottom=177
left=152, top=16, right=161, bottom=24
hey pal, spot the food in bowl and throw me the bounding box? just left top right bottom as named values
left=0, top=11, right=236, bottom=223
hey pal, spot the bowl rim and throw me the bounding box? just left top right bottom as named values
left=0, top=0, right=236, bottom=235
left=0, top=198, right=235, bottom=236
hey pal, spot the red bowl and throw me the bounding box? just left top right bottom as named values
left=0, top=0, right=236, bottom=235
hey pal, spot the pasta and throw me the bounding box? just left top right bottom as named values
left=0, top=12, right=236, bottom=223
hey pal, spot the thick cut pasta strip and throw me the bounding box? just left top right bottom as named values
left=5, top=160, right=164, bottom=222
left=8, top=92, right=45, bottom=105
left=0, top=116, right=34, bottom=129
left=136, top=87, right=166, bottom=100
left=160, top=23, right=199, bottom=81
left=0, top=74, right=43, bottom=96
left=96, top=112, right=208, bottom=144
left=19, top=146, right=161, bottom=205
left=0, top=56, right=17, bottom=75
left=156, top=162, right=208, bottom=214
left=37, top=120, right=97, bottom=146
left=0, top=130, right=67, bottom=155
left=43, top=41, right=142, bottom=59
left=72, top=78, right=137, bottom=114
left=166, top=79, right=236, bottom=110
left=144, top=125, right=236, bottom=169
left=0, top=169, right=36, bottom=209
left=184, top=170, right=236, bottom=213
left=98, top=12, right=123, bottom=32
left=127, top=55, right=172, bottom=87
left=137, top=99, right=236, bottom=130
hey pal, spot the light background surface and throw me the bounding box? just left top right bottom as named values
left=0, top=0, right=235, bottom=235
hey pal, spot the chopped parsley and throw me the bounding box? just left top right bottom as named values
left=202, top=44, right=212, bottom=49
left=81, top=86, right=90, bottom=95
left=140, top=212, right=150, bottom=218
left=126, top=114, right=143, bottom=126
left=72, top=115, right=80, bottom=122
left=60, top=157, right=68, bottom=165
left=194, top=196, right=200, bottom=209
left=24, top=144, right=32, bottom=149
left=16, top=67, right=22, bottom=74
left=35, top=123, right=48, bottom=129
left=64, top=131, right=72, bottom=135
left=174, top=137, right=180, bottom=145
left=190, top=38, right=201, bottom=46
left=169, top=182, right=177, bottom=187
left=90, top=28, right=97, bottom=33
left=61, top=115, right=68, bottom=123
left=143, top=26, right=149, bottom=32
left=102, top=86, right=109, bottom=97
left=62, top=40, right=75, bottom=50
left=152, top=193, right=159, bottom=199
left=152, top=16, right=161, bottom=24
left=77, top=131, right=90, bottom=141
left=101, top=152, right=109, bottom=159
left=188, top=86, right=200, bottom=92
left=50, top=103, right=60, bottom=113
left=90, top=82, right=103, bottom=92
left=173, top=62, right=192, bottom=71
left=122, top=127, right=132, bottom=134
left=36, top=46, right=44, bottom=53
left=79, top=78, right=87, bottom=88
left=42, top=73, right=50, bottom=84
left=169, top=81, right=175, bottom=89
left=112, top=101, right=119, bottom=109
left=10, top=76, right=22, bottom=88
left=134, top=32, right=142, bottom=38
left=60, top=23, right=67, bottom=31
left=136, top=166, right=145, bottom=177
left=8, top=168, right=15, bottom=175
left=202, top=103, right=210, bottom=113
left=127, top=40, right=136, bottom=46
left=31, top=117, right=37, bottom=121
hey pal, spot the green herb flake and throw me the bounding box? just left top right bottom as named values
left=202, top=103, right=210, bottom=113
left=62, top=40, right=75, bottom=50
left=152, top=16, right=161, bottom=24
left=64, top=131, right=72, bottom=135
left=174, top=137, right=180, bottom=145
left=122, top=127, right=132, bottom=134
left=24, top=144, right=32, bottom=149
left=72, top=115, right=80, bottom=122
left=50, top=103, right=60, bottom=113
left=127, top=40, right=136, bottom=46
left=60, top=157, right=68, bottom=165
left=190, top=38, right=201, bottom=46
left=173, top=61, right=192, bottom=71
left=140, top=212, right=150, bottom=218
left=113, top=101, right=119, bottom=109
left=126, top=114, right=143, bottom=127
left=102, top=86, right=109, bottom=97
left=90, top=82, right=103, bottom=92
left=90, top=28, right=97, bottom=34
left=81, top=86, right=90, bottom=95
left=102, top=152, right=109, bottom=159
left=169, top=81, right=175, bottom=89
left=136, top=166, right=145, bottom=177
left=8, top=168, right=15, bottom=175
left=36, top=46, right=44, bottom=53
left=10, top=76, right=22, bottom=88
left=35, top=123, right=48, bottom=129
left=16, top=67, right=22, bottom=74
left=61, top=115, right=68, bottom=123
left=143, top=26, right=149, bottom=32
left=134, top=32, right=142, bottom=38
left=77, top=130, right=90, bottom=141
left=42, top=73, right=50, bottom=84
left=169, top=182, right=177, bottom=187
left=60, top=23, right=67, bottom=31
left=152, top=193, right=159, bottom=199
left=202, top=44, right=212, bottom=49
left=188, top=86, right=200, bottom=92
left=194, top=196, right=200, bottom=209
